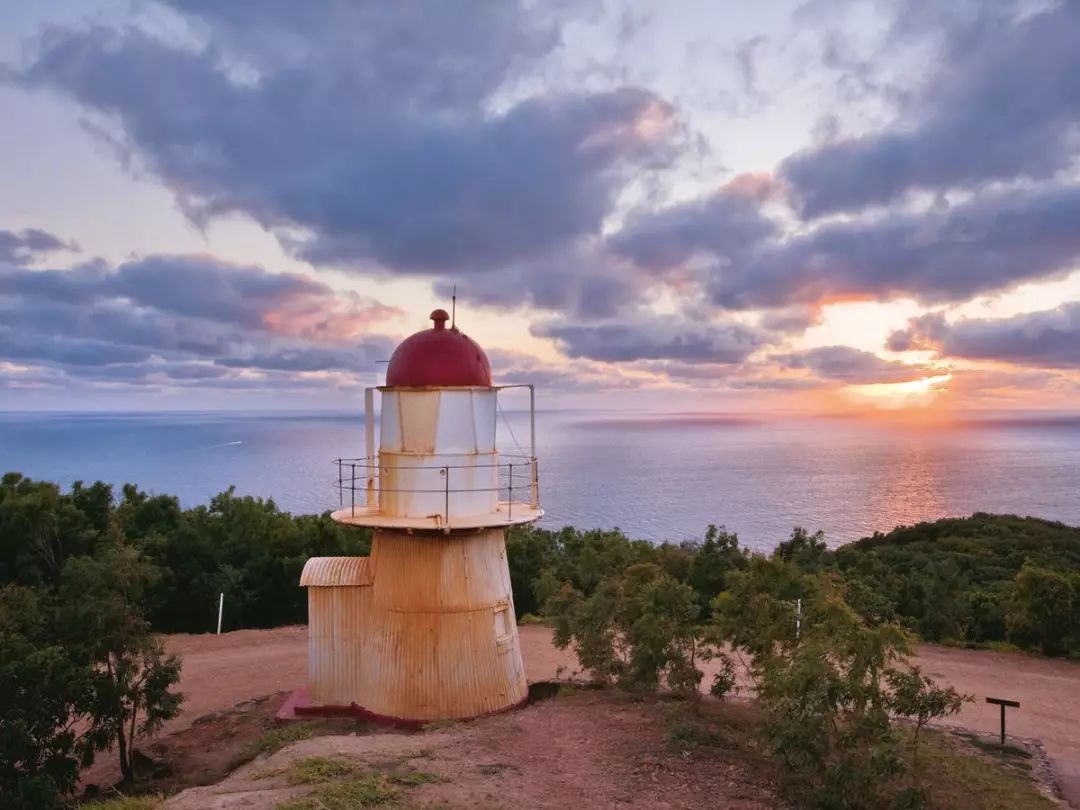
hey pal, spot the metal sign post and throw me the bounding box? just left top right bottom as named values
left=986, top=696, right=1020, bottom=745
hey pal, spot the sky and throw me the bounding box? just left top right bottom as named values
left=1, top=0, right=1079, bottom=413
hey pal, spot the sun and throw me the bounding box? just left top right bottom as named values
left=841, top=373, right=954, bottom=409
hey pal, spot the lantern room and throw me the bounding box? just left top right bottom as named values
left=331, top=309, right=541, bottom=531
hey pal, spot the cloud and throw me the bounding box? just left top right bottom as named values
left=488, top=349, right=649, bottom=391
left=711, top=181, right=1080, bottom=308
left=773, top=345, right=937, bottom=383
left=534, top=314, right=769, bottom=363
left=0, top=253, right=395, bottom=389
left=0, top=228, right=75, bottom=264
left=888, top=303, right=1080, bottom=368
left=781, top=2, right=1080, bottom=217
left=1, top=255, right=398, bottom=339
left=610, top=174, right=777, bottom=271
left=434, top=241, right=648, bottom=319
left=757, top=305, right=823, bottom=334
left=17, top=3, right=677, bottom=277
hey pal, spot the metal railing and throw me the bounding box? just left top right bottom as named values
left=333, top=454, right=539, bottom=523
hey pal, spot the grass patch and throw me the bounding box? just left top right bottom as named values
left=955, top=732, right=1033, bottom=761
left=421, top=718, right=459, bottom=731
left=517, top=613, right=549, bottom=626
left=275, top=774, right=400, bottom=809
left=255, top=723, right=316, bottom=755
left=284, top=756, right=358, bottom=784
left=81, top=796, right=163, bottom=810
left=259, top=756, right=439, bottom=804
left=901, top=729, right=1056, bottom=810
left=231, top=722, right=318, bottom=771
left=390, top=769, right=439, bottom=786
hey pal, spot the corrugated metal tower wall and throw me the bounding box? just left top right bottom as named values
left=305, top=528, right=527, bottom=721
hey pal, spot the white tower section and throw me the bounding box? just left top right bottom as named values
left=331, top=311, right=541, bottom=532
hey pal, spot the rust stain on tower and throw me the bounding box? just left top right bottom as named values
left=287, top=308, right=542, bottom=725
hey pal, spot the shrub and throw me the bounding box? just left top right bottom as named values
left=547, top=563, right=710, bottom=695
left=713, top=560, right=970, bottom=809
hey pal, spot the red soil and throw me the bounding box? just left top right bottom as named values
left=82, top=624, right=1080, bottom=805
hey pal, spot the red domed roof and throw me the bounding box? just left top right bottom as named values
left=385, top=309, right=492, bottom=387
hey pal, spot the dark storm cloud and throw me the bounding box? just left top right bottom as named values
left=17, top=2, right=676, bottom=276
left=888, top=303, right=1080, bottom=368
left=534, top=315, right=768, bottom=363
left=773, top=345, right=936, bottom=384
left=711, top=181, right=1080, bottom=309
left=0, top=228, right=75, bottom=264
left=781, top=2, right=1080, bottom=217
left=0, top=254, right=394, bottom=388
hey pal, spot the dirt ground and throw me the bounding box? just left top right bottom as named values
left=82, top=624, right=1080, bottom=805
left=163, top=690, right=778, bottom=810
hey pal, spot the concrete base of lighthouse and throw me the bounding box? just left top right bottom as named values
left=297, top=528, right=528, bottom=725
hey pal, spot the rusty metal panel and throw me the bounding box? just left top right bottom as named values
left=378, top=451, right=498, bottom=520
left=303, top=528, right=527, bottom=720
left=300, top=556, right=373, bottom=587
left=368, top=529, right=509, bottom=613
left=307, top=583, right=375, bottom=706
left=472, top=389, right=497, bottom=451
left=396, top=390, right=439, bottom=453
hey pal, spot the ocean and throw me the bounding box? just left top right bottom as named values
left=2, top=409, right=1080, bottom=552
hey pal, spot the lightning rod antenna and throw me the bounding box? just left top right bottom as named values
left=451, top=284, right=457, bottom=329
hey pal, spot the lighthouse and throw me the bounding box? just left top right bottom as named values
left=294, top=309, right=542, bottom=725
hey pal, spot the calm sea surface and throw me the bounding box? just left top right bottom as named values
left=2, top=410, right=1080, bottom=552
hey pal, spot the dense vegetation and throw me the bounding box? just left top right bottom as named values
left=834, top=515, right=1080, bottom=656
left=545, top=551, right=973, bottom=807
left=510, top=517, right=1080, bottom=658
left=2, top=472, right=1078, bottom=807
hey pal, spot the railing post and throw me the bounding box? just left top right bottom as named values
left=350, top=463, right=356, bottom=517
left=443, top=466, right=450, bottom=528
left=508, top=463, right=513, bottom=521
left=364, top=388, right=375, bottom=507
left=532, top=458, right=539, bottom=508
left=337, top=459, right=342, bottom=508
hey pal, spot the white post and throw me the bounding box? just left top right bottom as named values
left=217, top=592, right=224, bottom=635
left=796, top=597, right=801, bottom=641
left=529, top=385, right=538, bottom=507
left=365, top=387, right=376, bottom=506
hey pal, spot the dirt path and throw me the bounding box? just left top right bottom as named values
left=85, top=625, right=1080, bottom=803
left=912, top=644, right=1080, bottom=804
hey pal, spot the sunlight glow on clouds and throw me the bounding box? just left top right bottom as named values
left=1, top=0, right=1078, bottom=411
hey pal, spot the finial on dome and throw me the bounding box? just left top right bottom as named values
left=430, top=309, right=449, bottom=330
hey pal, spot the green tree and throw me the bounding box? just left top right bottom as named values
left=774, top=526, right=829, bottom=572
left=686, top=524, right=745, bottom=615
left=886, top=666, right=968, bottom=777
left=58, top=545, right=183, bottom=783
left=505, top=525, right=559, bottom=616
left=1006, top=564, right=1075, bottom=656
left=0, top=586, right=91, bottom=809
